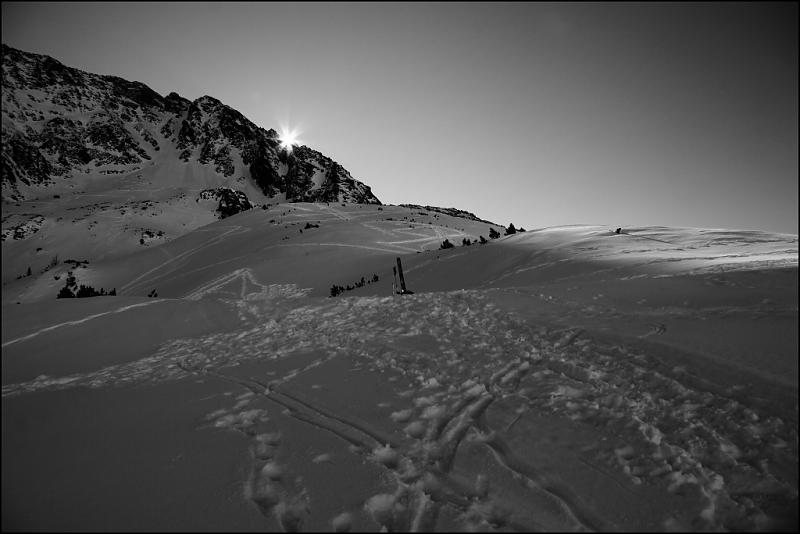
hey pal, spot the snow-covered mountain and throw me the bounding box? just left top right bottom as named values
left=1, top=44, right=380, bottom=205
left=2, top=43, right=797, bottom=532
left=0, top=45, right=506, bottom=281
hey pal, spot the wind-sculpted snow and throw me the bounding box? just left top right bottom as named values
left=3, top=288, right=795, bottom=531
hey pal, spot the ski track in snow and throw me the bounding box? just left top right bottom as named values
left=182, top=268, right=311, bottom=313
left=26, top=184, right=211, bottom=262
left=119, top=224, right=252, bottom=295
left=3, top=282, right=796, bottom=531
left=276, top=242, right=404, bottom=254
left=319, top=205, right=350, bottom=221
left=1, top=300, right=163, bottom=348
left=356, top=220, right=472, bottom=252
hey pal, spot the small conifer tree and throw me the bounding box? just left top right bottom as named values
left=57, top=286, right=75, bottom=299
left=76, top=285, right=95, bottom=298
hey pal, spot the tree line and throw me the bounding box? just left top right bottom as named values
left=439, top=223, right=525, bottom=249
left=330, top=274, right=380, bottom=297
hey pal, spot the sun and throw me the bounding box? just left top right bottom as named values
left=279, top=129, right=300, bottom=152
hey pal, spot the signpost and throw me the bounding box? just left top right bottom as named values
left=396, top=258, right=407, bottom=293
left=395, top=257, right=412, bottom=294
left=391, top=258, right=413, bottom=295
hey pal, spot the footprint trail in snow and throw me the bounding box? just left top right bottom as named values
left=3, top=289, right=796, bottom=531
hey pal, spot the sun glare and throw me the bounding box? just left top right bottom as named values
left=279, top=129, right=300, bottom=151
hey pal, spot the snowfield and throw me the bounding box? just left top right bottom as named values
left=2, top=204, right=798, bottom=531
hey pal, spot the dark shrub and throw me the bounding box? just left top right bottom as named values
left=76, top=285, right=103, bottom=298
left=57, top=286, right=75, bottom=298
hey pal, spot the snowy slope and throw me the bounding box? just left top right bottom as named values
left=2, top=37, right=798, bottom=534
left=2, top=44, right=381, bottom=284
left=2, top=209, right=797, bottom=531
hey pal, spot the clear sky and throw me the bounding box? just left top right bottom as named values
left=3, top=2, right=798, bottom=233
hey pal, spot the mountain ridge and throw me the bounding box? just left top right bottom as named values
left=1, top=43, right=380, bottom=206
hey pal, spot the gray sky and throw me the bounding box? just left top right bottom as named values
left=3, top=2, right=797, bottom=233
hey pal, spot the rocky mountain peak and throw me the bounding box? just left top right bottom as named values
left=1, top=44, right=380, bottom=206
left=164, top=92, right=191, bottom=114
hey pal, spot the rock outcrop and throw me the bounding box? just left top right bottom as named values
left=198, top=187, right=257, bottom=219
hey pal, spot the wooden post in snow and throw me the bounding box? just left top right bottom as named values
left=396, top=257, right=407, bottom=294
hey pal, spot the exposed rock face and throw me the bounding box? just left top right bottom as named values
left=1, top=214, right=44, bottom=241
left=1, top=44, right=381, bottom=205
left=198, top=187, right=257, bottom=219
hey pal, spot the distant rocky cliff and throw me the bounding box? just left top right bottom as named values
left=1, top=44, right=380, bottom=205
left=198, top=187, right=257, bottom=219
